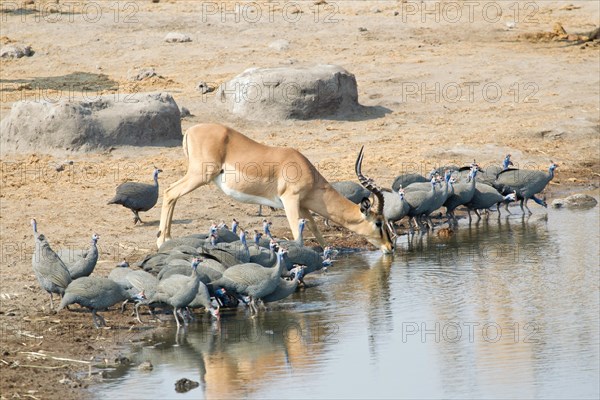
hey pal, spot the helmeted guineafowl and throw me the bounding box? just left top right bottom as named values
left=493, top=162, right=558, bottom=214
left=108, top=167, right=162, bottom=224
left=31, top=219, right=72, bottom=309
left=57, top=276, right=143, bottom=328
left=58, top=234, right=99, bottom=280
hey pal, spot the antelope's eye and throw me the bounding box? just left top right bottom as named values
left=375, top=221, right=383, bottom=228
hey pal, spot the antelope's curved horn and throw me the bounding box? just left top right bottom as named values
left=355, top=146, right=385, bottom=215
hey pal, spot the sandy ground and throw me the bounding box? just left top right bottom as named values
left=0, top=0, right=599, bottom=398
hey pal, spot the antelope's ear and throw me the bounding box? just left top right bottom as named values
left=360, top=197, right=372, bottom=215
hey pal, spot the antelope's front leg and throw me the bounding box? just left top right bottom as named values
left=280, top=195, right=302, bottom=240
left=300, top=208, right=327, bottom=248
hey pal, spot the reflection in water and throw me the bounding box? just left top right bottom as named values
left=96, top=207, right=599, bottom=399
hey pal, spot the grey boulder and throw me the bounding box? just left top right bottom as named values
left=1, top=92, right=182, bottom=152
left=216, top=64, right=360, bottom=121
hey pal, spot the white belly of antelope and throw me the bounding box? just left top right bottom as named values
left=213, top=174, right=284, bottom=209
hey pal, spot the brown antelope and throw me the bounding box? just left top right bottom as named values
left=157, top=123, right=395, bottom=253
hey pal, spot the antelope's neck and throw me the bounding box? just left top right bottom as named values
left=308, top=184, right=370, bottom=233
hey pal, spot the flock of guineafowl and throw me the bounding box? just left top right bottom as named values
left=31, top=152, right=558, bottom=328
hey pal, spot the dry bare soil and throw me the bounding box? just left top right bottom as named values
left=0, top=1, right=599, bottom=398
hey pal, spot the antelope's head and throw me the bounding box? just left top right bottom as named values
left=355, top=147, right=395, bottom=254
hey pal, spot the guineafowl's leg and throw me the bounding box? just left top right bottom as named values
left=121, top=299, right=129, bottom=313
left=91, top=310, right=105, bottom=328
left=519, top=199, right=525, bottom=214
left=257, top=205, right=263, bottom=216
left=504, top=202, right=512, bottom=214
left=173, top=307, right=181, bottom=328
left=134, top=303, right=143, bottom=324
left=130, top=210, right=141, bottom=224
left=524, top=199, right=532, bottom=215
left=49, top=293, right=54, bottom=310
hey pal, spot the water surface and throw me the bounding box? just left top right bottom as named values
left=96, top=206, right=600, bottom=399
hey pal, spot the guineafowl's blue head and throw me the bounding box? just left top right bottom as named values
left=444, top=170, right=452, bottom=182
left=298, top=218, right=306, bottom=232
left=132, top=291, right=146, bottom=301
left=503, top=154, right=513, bottom=169
left=152, top=167, right=162, bottom=180
left=398, top=189, right=405, bottom=200
left=549, top=162, right=559, bottom=172
left=209, top=223, right=217, bottom=235
left=240, top=230, right=247, bottom=246
left=30, top=218, right=37, bottom=233
left=116, top=260, right=129, bottom=268
left=191, top=258, right=201, bottom=270
left=505, top=191, right=517, bottom=202
left=210, top=234, right=218, bottom=246
left=467, top=165, right=479, bottom=183
left=232, top=218, right=239, bottom=234
left=91, top=234, right=100, bottom=244
left=291, top=265, right=305, bottom=279
left=254, top=231, right=263, bottom=244
left=269, top=239, right=277, bottom=252
left=277, top=247, right=288, bottom=258
left=263, top=219, right=272, bottom=235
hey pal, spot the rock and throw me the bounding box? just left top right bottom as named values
left=127, top=67, right=159, bottom=81
left=196, top=81, right=214, bottom=94
left=174, top=378, right=200, bottom=393
left=216, top=64, right=361, bottom=121
left=114, top=356, right=130, bottom=365
left=552, top=194, right=598, bottom=209
left=0, top=92, right=182, bottom=153
left=138, top=361, right=153, bottom=371
left=0, top=44, right=33, bottom=59
left=164, top=32, right=192, bottom=43
left=268, top=39, right=290, bottom=51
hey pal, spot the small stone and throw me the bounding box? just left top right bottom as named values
left=196, top=81, right=214, bottom=94
left=59, top=378, right=73, bottom=385
left=138, top=360, right=153, bottom=371
left=552, top=194, right=598, bottom=209
left=127, top=67, right=159, bottom=81
left=0, top=44, right=33, bottom=59
left=114, top=356, right=130, bottom=365
left=164, top=32, right=192, bottom=43
left=268, top=39, right=290, bottom=51
left=358, top=27, right=368, bottom=32
left=175, top=378, right=200, bottom=393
